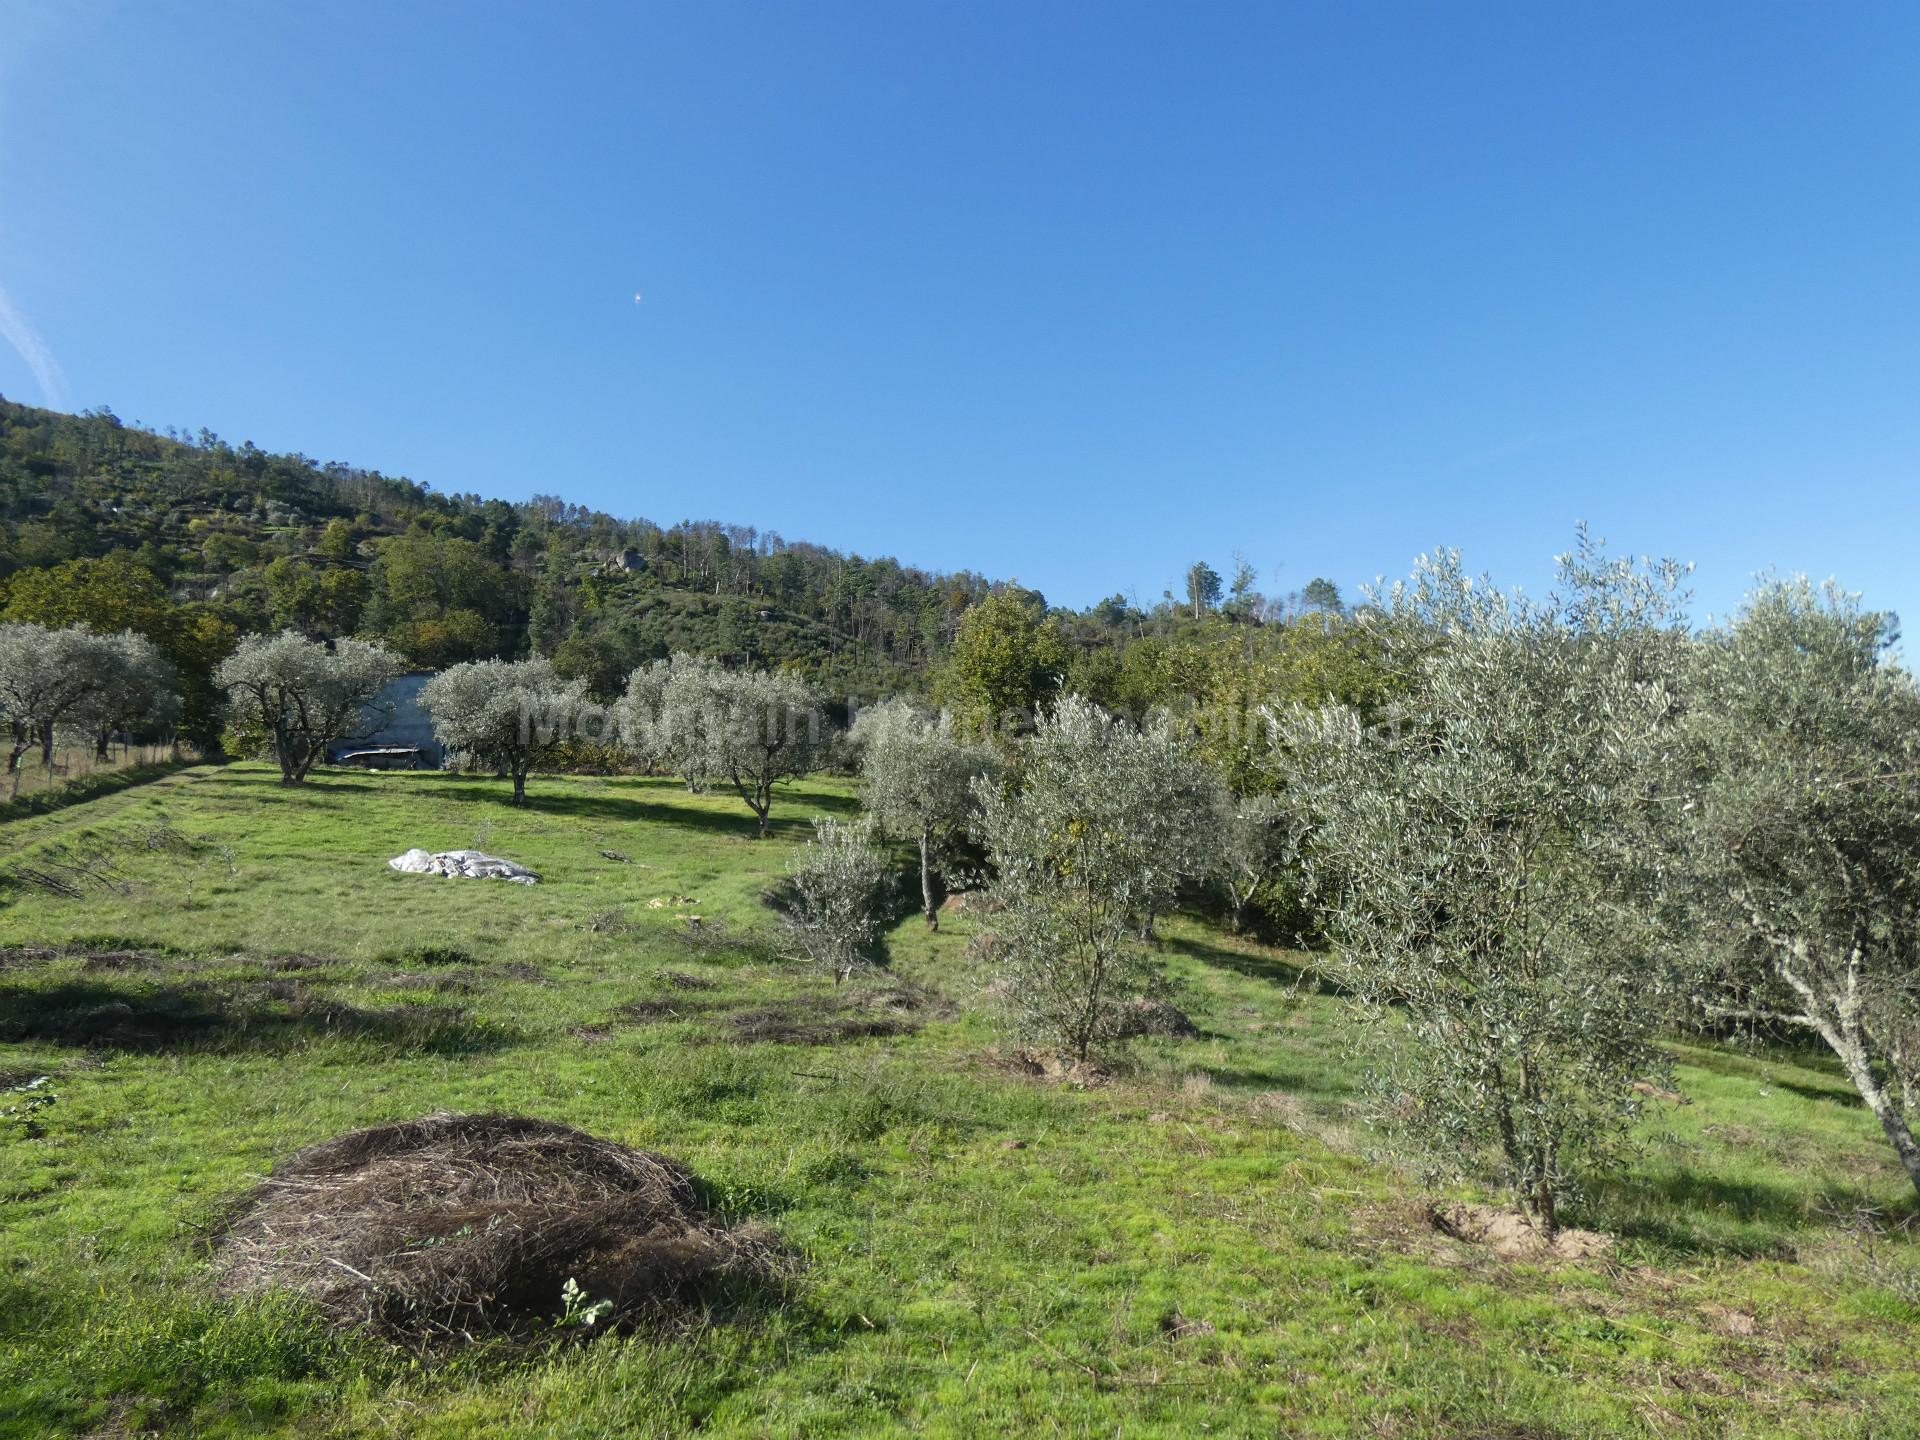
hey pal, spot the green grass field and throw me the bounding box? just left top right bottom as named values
left=2, top=764, right=1918, bottom=1438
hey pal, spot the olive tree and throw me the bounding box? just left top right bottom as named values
left=1211, top=790, right=1301, bottom=933
left=0, top=624, right=82, bottom=770
left=1271, top=538, right=1689, bottom=1232
left=1683, top=578, right=1920, bottom=1198
left=216, top=631, right=403, bottom=785
left=613, top=652, right=723, bottom=785
left=420, top=657, right=595, bottom=805
left=641, top=661, right=829, bottom=837
left=66, top=632, right=180, bottom=758
left=783, top=816, right=893, bottom=983
left=0, top=623, right=136, bottom=782
left=1132, top=710, right=1222, bottom=939
left=852, top=698, right=997, bottom=929
left=972, top=695, right=1214, bottom=1064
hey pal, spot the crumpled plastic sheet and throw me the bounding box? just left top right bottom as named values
left=387, top=848, right=539, bottom=884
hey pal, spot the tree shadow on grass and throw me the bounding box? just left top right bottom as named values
left=1772, top=1077, right=1865, bottom=1108
left=193, top=771, right=386, bottom=800
left=1193, top=1059, right=1361, bottom=1106
left=0, top=978, right=517, bottom=1056
left=1161, top=932, right=1350, bottom=998
left=195, top=769, right=859, bottom=839
left=1583, top=1166, right=1913, bottom=1258
left=0, top=759, right=194, bottom=823
left=1675, top=1033, right=1850, bottom=1083
left=382, top=780, right=852, bottom=839
left=1675, top=1044, right=1866, bottom=1113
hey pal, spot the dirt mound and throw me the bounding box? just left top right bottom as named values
left=212, top=1113, right=778, bottom=1343
left=1429, top=1203, right=1613, bottom=1263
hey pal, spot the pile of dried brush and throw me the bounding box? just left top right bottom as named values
left=212, top=1112, right=778, bottom=1343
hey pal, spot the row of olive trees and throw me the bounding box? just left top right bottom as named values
left=0, top=625, right=416, bottom=793
left=0, top=623, right=180, bottom=790
left=413, top=651, right=833, bottom=825
left=174, top=582, right=1920, bottom=1232
left=202, top=637, right=838, bottom=822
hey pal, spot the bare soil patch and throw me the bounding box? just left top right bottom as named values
left=984, top=1047, right=1114, bottom=1087
left=725, top=987, right=933, bottom=1046
left=1429, top=1202, right=1615, bottom=1263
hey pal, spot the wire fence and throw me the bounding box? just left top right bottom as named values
left=5, top=742, right=183, bottom=803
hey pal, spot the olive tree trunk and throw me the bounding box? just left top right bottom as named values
left=920, top=825, right=938, bottom=931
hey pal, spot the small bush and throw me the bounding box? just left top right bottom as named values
left=781, top=818, right=892, bottom=984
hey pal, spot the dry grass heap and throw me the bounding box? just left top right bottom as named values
left=213, top=1113, right=777, bottom=1343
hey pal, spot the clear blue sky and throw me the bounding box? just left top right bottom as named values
left=2, top=1, right=1917, bottom=627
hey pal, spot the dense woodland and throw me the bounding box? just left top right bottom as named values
left=0, top=395, right=1367, bottom=747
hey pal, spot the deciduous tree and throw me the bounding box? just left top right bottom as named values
left=930, top=590, right=1066, bottom=740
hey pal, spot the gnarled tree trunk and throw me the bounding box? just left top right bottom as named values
left=1772, top=941, right=1920, bottom=1200
left=921, top=825, right=938, bottom=931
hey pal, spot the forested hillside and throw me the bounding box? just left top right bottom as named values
left=0, top=397, right=993, bottom=695
left=0, top=395, right=1370, bottom=751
